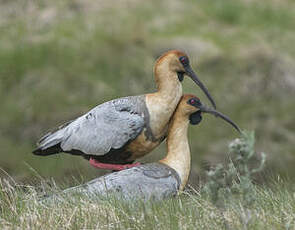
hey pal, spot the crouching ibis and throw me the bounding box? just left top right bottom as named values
left=51, top=95, right=240, bottom=201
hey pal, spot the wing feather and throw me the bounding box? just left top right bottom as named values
left=37, top=96, right=146, bottom=156
left=63, top=163, right=181, bottom=201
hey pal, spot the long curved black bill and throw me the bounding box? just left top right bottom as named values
left=185, top=66, right=216, bottom=109
left=200, top=105, right=241, bottom=133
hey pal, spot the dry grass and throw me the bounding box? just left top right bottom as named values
left=1, top=179, right=295, bottom=229
left=1, top=132, right=293, bottom=229
left=0, top=0, right=295, bottom=186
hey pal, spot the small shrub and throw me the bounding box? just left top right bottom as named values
left=202, top=131, right=266, bottom=207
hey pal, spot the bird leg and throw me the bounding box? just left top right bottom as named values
left=89, top=158, right=141, bottom=171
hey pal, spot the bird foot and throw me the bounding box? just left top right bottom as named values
left=89, top=158, right=141, bottom=171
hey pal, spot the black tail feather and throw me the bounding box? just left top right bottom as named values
left=32, top=144, right=63, bottom=156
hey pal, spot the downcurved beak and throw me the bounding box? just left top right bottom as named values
left=199, top=104, right=241, bottom=133
left=185, top=65, right=216, bottom=109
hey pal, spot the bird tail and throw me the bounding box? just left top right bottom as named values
left=32, top=121, right=72, bottom=156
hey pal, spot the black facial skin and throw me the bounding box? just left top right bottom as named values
left=189, top=111, right=202, bottom=125
left=187, top=97, right=202, bottom=107
left=188, top=98, right=203, bottom=125
left=179, top=56, right=190, bottom=67
left=179, top=56, right=217, bottom=109
left=177, top=72, right=185, bottom=82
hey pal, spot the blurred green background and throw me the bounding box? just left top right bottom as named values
left=0, top=0, right=294, bottom=186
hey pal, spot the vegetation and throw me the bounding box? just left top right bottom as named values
left=0, top=0, right=295, bottom=185
left=1, top=131, right=294, bottom=229
left=2, top=181, right=295, bottom=229
left=201, top=131, right=266, bottom=208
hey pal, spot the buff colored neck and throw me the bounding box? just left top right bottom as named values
left=159, top=112, right=191, bottom=191
left=145, top=60, right=182, bottom=138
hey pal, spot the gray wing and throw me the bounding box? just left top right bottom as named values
left=63, top=163, right=181, bottom=201
left=37, top=96, right=147, bottom=155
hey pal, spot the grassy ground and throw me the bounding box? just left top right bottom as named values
left=0, top=129, right=293, bottom=229
left=0, top=0, right=295, bottom=185
left=1, top=180, right=295, bottom=229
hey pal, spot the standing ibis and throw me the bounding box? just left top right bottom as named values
left=33, top=50, right=216, bottom=170
left=56, top=95, right=240, bottom=201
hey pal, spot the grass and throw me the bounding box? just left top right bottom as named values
left=1, top=131, right=294, bottom=229
left=0, top=0, right=295, bottom=184
left=1, top=177, right=295, bottom=229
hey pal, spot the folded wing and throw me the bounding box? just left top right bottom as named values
left=33, top=96, right=146, bottom=156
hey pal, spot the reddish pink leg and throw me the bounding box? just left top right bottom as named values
left=89, top=158, right=141, bottom=170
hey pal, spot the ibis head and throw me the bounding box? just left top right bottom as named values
left=155, top=50, right=216, bottom=109
left=178, top=94, right=241, bottom=133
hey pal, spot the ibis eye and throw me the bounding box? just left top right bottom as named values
left=179, top=56, right=189, bottom=67
left=189, top=99, right=196, bottom=105
left=188, top=98, right=201, bottom=107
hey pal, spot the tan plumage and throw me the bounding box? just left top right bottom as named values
left=33, top=50, right=216, bottom=170
left=126, top=52, right=184, bottom=160
left=46, top=95, right=240, bottom=201
left=160, top=94, right=195, bottom=191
